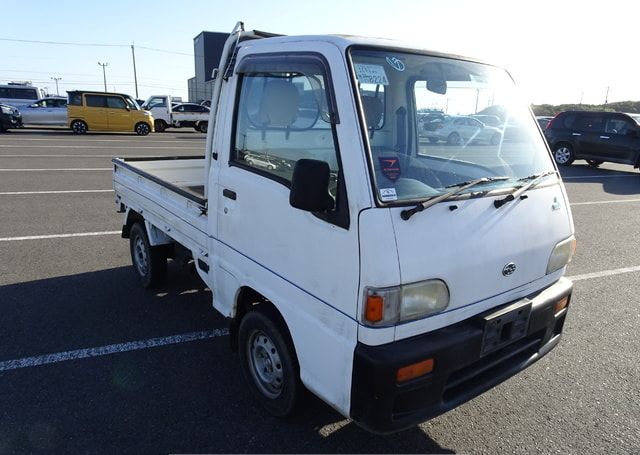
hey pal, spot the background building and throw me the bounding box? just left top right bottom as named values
left=188, top=31, right=228, bottom=103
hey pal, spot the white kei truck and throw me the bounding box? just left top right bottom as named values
left=141, top=95, right=209, bottom=133
left=112, top=22, right=576, bottom=433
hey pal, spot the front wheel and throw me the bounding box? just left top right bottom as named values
left=129, top=223, right=167, bottom=288
left=135, top=122, right=151, bottom=136
left=553, top=143, right=575, bottom=166
left=197, top=121, right=208, bottom=133
left=238, top=310, right=302, bottom=417
left=154, top=119, right=167, bottom=132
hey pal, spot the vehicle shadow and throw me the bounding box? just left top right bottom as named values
left=0, top=265, right=455, bottom=453
left=559, top=162, right=640, bottom=196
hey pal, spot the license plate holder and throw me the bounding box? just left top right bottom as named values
left=480, top=299, right=532, bottom=357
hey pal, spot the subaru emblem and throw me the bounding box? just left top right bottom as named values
left=502, top=263, right=517, bottom=276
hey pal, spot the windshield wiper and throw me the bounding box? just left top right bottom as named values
left=400, top=176, right=510, bottom=221
left=493, top=171, right=556, bottom=208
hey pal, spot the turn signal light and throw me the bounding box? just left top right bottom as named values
left=396, top=358, right=434, bottom=383
left=554, top=296, right=569, bottom=315
left=365, top=295, right=384, bottom=323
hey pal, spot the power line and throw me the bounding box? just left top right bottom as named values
left=0, top=37, right=194, bottom=57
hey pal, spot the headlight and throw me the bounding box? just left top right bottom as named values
left=547, top=236, right=576, bottom=274
left=1, top=106, right=12, bottom=114
left=363, top=279, right=450, bottom=326
left=144, top=111, right=151, bottom=116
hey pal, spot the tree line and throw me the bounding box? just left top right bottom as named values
left=532, top=101, right=640, bottom=116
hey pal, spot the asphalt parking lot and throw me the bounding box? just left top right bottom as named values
left=0, top=128, right=639, bottom=454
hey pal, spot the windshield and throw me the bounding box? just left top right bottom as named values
left=125, top=96, right=140, bottom=110
left=350, top=48, right=555, bottom=204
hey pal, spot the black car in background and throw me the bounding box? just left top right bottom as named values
left=545, top=111, right=640, bottom=169
left=0, top=103, right=22, bottom=132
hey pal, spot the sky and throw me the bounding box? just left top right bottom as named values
left=2, top=0, right=638, bottom=105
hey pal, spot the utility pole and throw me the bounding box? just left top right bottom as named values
left=604, top=86, right=610, bottom=105
left=51, top=77, right=61, bottom=96
left=131, top=43, right=139, bottom=99
left=98, top=62, right=109, bottom=92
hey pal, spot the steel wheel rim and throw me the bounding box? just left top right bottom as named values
left=138, top=124, right=149, bottom=135
left=73, top=122, right=85, bottom=133
left=133, top=236, right=148, bottom=276
left=247, top=330, right=283, bottom=399
left=555, top=147, right=570, bottom=164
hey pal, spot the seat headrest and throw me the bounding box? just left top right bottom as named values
left=361, top=96, right=383, bottom=129
left=257, top=80, right=300, bottom=127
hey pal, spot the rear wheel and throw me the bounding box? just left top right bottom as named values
left=135, top=122, right=151, bottom=136
left=553, top=143, right=574, bottom=166
left=129, top=223, right=167, bottom=288
left=586, top=159, right=603, bottom=168
left=197, top=121, right=208, bottom=133
left=154, top=119, right=167, bottom=132
left=71, top=120, right=87, bottom=134
left=238, top=309, right=302, bottom=417
left=447, top=132, right=461, bottom=145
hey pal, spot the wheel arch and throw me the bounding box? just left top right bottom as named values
left=229, top=286, right=294, bottom=354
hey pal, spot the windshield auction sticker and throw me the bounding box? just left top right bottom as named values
left=379, top=188, right=398, bottom=202
left=379, top=157, right=401, bottom=181
left=355, top=64, right=389, bottom=85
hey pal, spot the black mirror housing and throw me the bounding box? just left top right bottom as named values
left=289, top=159, right=335, bottom=212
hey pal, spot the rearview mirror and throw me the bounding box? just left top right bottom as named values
left=427, top=79, right=447, bottom=95
left=289, top=159, right=335, bottom=212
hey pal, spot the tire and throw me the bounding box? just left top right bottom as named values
left=135, top=122, right=151, bottom=136
left=238, top=309, right=302, bottom=417
left=586, top=159, right=603, bottom=168
left=71, top=120, right=87, bottom=134
left=246, top=159, right=254, bottom=167
left=197, top=121, right=208, bottom=133
left=553, top=143, right=575, bottom=166
left=490, top=132, right=502, bottom=145
left=129, top=223, right=167, bottom=288
left=447, top=132, right=461, bottom=145
left=428, top=137, right=438, bottom=144
left=154, top=119, right=167, bottom=133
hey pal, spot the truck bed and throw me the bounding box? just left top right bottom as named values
left=112, top=155, right=209, bottom=259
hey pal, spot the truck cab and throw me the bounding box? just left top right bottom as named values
left=142, top=95, right=210, bottom=132
left=113, top=24, right=575, bottom=433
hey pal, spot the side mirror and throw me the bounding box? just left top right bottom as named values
left=125, top=106, right=131, bottom=111
left=29, top=103, right=38, bottom=108
left=289, top=159, right=335, bottom=212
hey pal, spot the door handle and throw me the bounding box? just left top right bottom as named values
left=599, top=136, right=610, bottom=139
left=572, top=133, right=582, bottom=136
left=222, top=189, right=237, bottom=200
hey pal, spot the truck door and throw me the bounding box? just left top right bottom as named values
left=216, top=53, right=360, bottom=321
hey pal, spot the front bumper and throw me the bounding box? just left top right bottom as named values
left=1, top=113, right=22, bottom=129
left=350, top=277, right=573, bottom=434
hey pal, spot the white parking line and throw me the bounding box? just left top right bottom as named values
left=568, top=265, right=640, bottom=282
left=0, top=329, right=228, bottom=372
left=0, top=145, right=201, bottom=149
left=0, top=168, right=111, bottom=171
left=0, top=155, right=171, bottom=158
left=0, top=138, right=202, bottom=143
left=0, top=231, right=120, bottom=242
left=0, top=189, right=113, bottom=195
left=571, top=198, right=640, bottom=206
left=563, top=174, right=638, bottom=179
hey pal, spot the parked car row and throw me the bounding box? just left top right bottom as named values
left=0, top=89, right=209, bottom=135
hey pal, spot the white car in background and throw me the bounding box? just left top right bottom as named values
left=18, top=97, right=68, bottom=126
left=428, top=115, right=503, bottom=145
